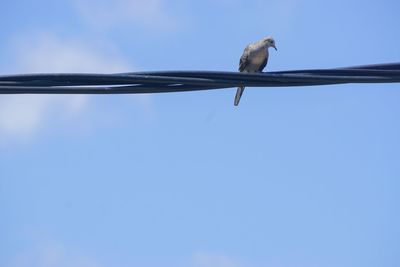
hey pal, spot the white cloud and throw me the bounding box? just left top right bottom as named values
left=210, top=0, right=300, bottom=33
left=74, top=0, right=177, bottom=31
left=189, top=252, right=245, bottom=267
left=255, top=0, right=301, bottom=32
left=11, top=33, right=131, bottom=74
left=5, top=241, right=105, bottom=267
left=0, top=33, right=133, bottom=140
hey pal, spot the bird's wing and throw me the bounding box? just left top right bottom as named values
left=257, top=53, right=269, bottom=72
left=239, top=45, right=251, bottom=72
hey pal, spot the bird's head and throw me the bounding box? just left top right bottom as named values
left=262, top=36, right=277, bottom=51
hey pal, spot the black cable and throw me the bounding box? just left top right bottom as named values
left=0, top=63, right=399, bottom=94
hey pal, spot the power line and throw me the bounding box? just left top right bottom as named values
left=0, top=63, right=399, bottom=94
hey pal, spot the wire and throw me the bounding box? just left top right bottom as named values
left=0, top=63, right=399, bottom=94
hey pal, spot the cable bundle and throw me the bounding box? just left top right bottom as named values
left=0, top=63, right=399, bottom=94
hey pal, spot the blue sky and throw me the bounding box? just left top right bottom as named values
left=0, top=0, right=399, bottom=267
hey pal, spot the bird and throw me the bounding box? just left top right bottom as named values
left=234, top=36, right=277, bottom=106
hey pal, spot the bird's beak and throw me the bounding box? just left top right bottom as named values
left=272, top=45, right=277, bottom=51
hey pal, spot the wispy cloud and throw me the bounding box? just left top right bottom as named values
left=210, top=0, right=301, bottom=33
left=74, top=0, right=178, bottom=31
left=6, top=247, right=254, bottom=267
left=189, top=252, right=245, bottom=267
left=5, top=241, right=105, bottom=267
left=10, top=33, right=131, bottom=74
left=0, top=33, right=132, bottom=140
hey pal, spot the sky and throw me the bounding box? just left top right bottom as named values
left=0, top=0, right=399, bottom=267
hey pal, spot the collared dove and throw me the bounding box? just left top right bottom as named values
left=234, top=36, right=277, bottom=106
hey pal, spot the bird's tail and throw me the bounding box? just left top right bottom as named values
left=234, top=86, right=245, bottom=106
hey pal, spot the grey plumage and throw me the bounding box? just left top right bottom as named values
left=234, top=36, right=277, bottom=106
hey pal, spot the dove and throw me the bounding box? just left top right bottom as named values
left=234, top=36, right=277, bottom=106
